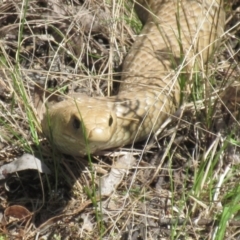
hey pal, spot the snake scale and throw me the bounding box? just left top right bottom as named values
left=41, top=0, right=225, bottom=156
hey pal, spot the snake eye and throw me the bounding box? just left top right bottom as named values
left=109, top=115, right=113, bottom=127
left=72, top=116, right=81, bottom=130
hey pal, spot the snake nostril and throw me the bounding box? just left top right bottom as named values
left=109, top=115, right=113, bottom=127
left=72, top=117, right=81, bottom=130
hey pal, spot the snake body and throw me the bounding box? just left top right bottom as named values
left=41, top=0, right=225, bottom=156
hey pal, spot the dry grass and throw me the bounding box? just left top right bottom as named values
left=0, top=0, right=240, bottom=239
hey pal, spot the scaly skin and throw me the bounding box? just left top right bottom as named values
left=41, top=0, right=225, bottom=156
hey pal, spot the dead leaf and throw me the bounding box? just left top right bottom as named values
left=0, top=153, right=51, bottom=180
left=4, top=205, right=32, bottom=225
left=99, top=153, right=136, bottom=196
left=81, top=213, right=94, bottom=232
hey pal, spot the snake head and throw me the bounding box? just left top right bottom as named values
left=41, top=98, right=117, bottom=156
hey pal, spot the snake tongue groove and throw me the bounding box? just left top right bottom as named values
left=41, top=0, right=225, bottom=156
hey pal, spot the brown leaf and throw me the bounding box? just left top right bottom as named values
left=4, top=205, right=32, bottom=224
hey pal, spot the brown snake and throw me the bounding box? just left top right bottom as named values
left=41, top=0, right=225, bottom=156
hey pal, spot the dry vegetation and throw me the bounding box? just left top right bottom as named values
left=0, top=0, right=240, bottom=239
